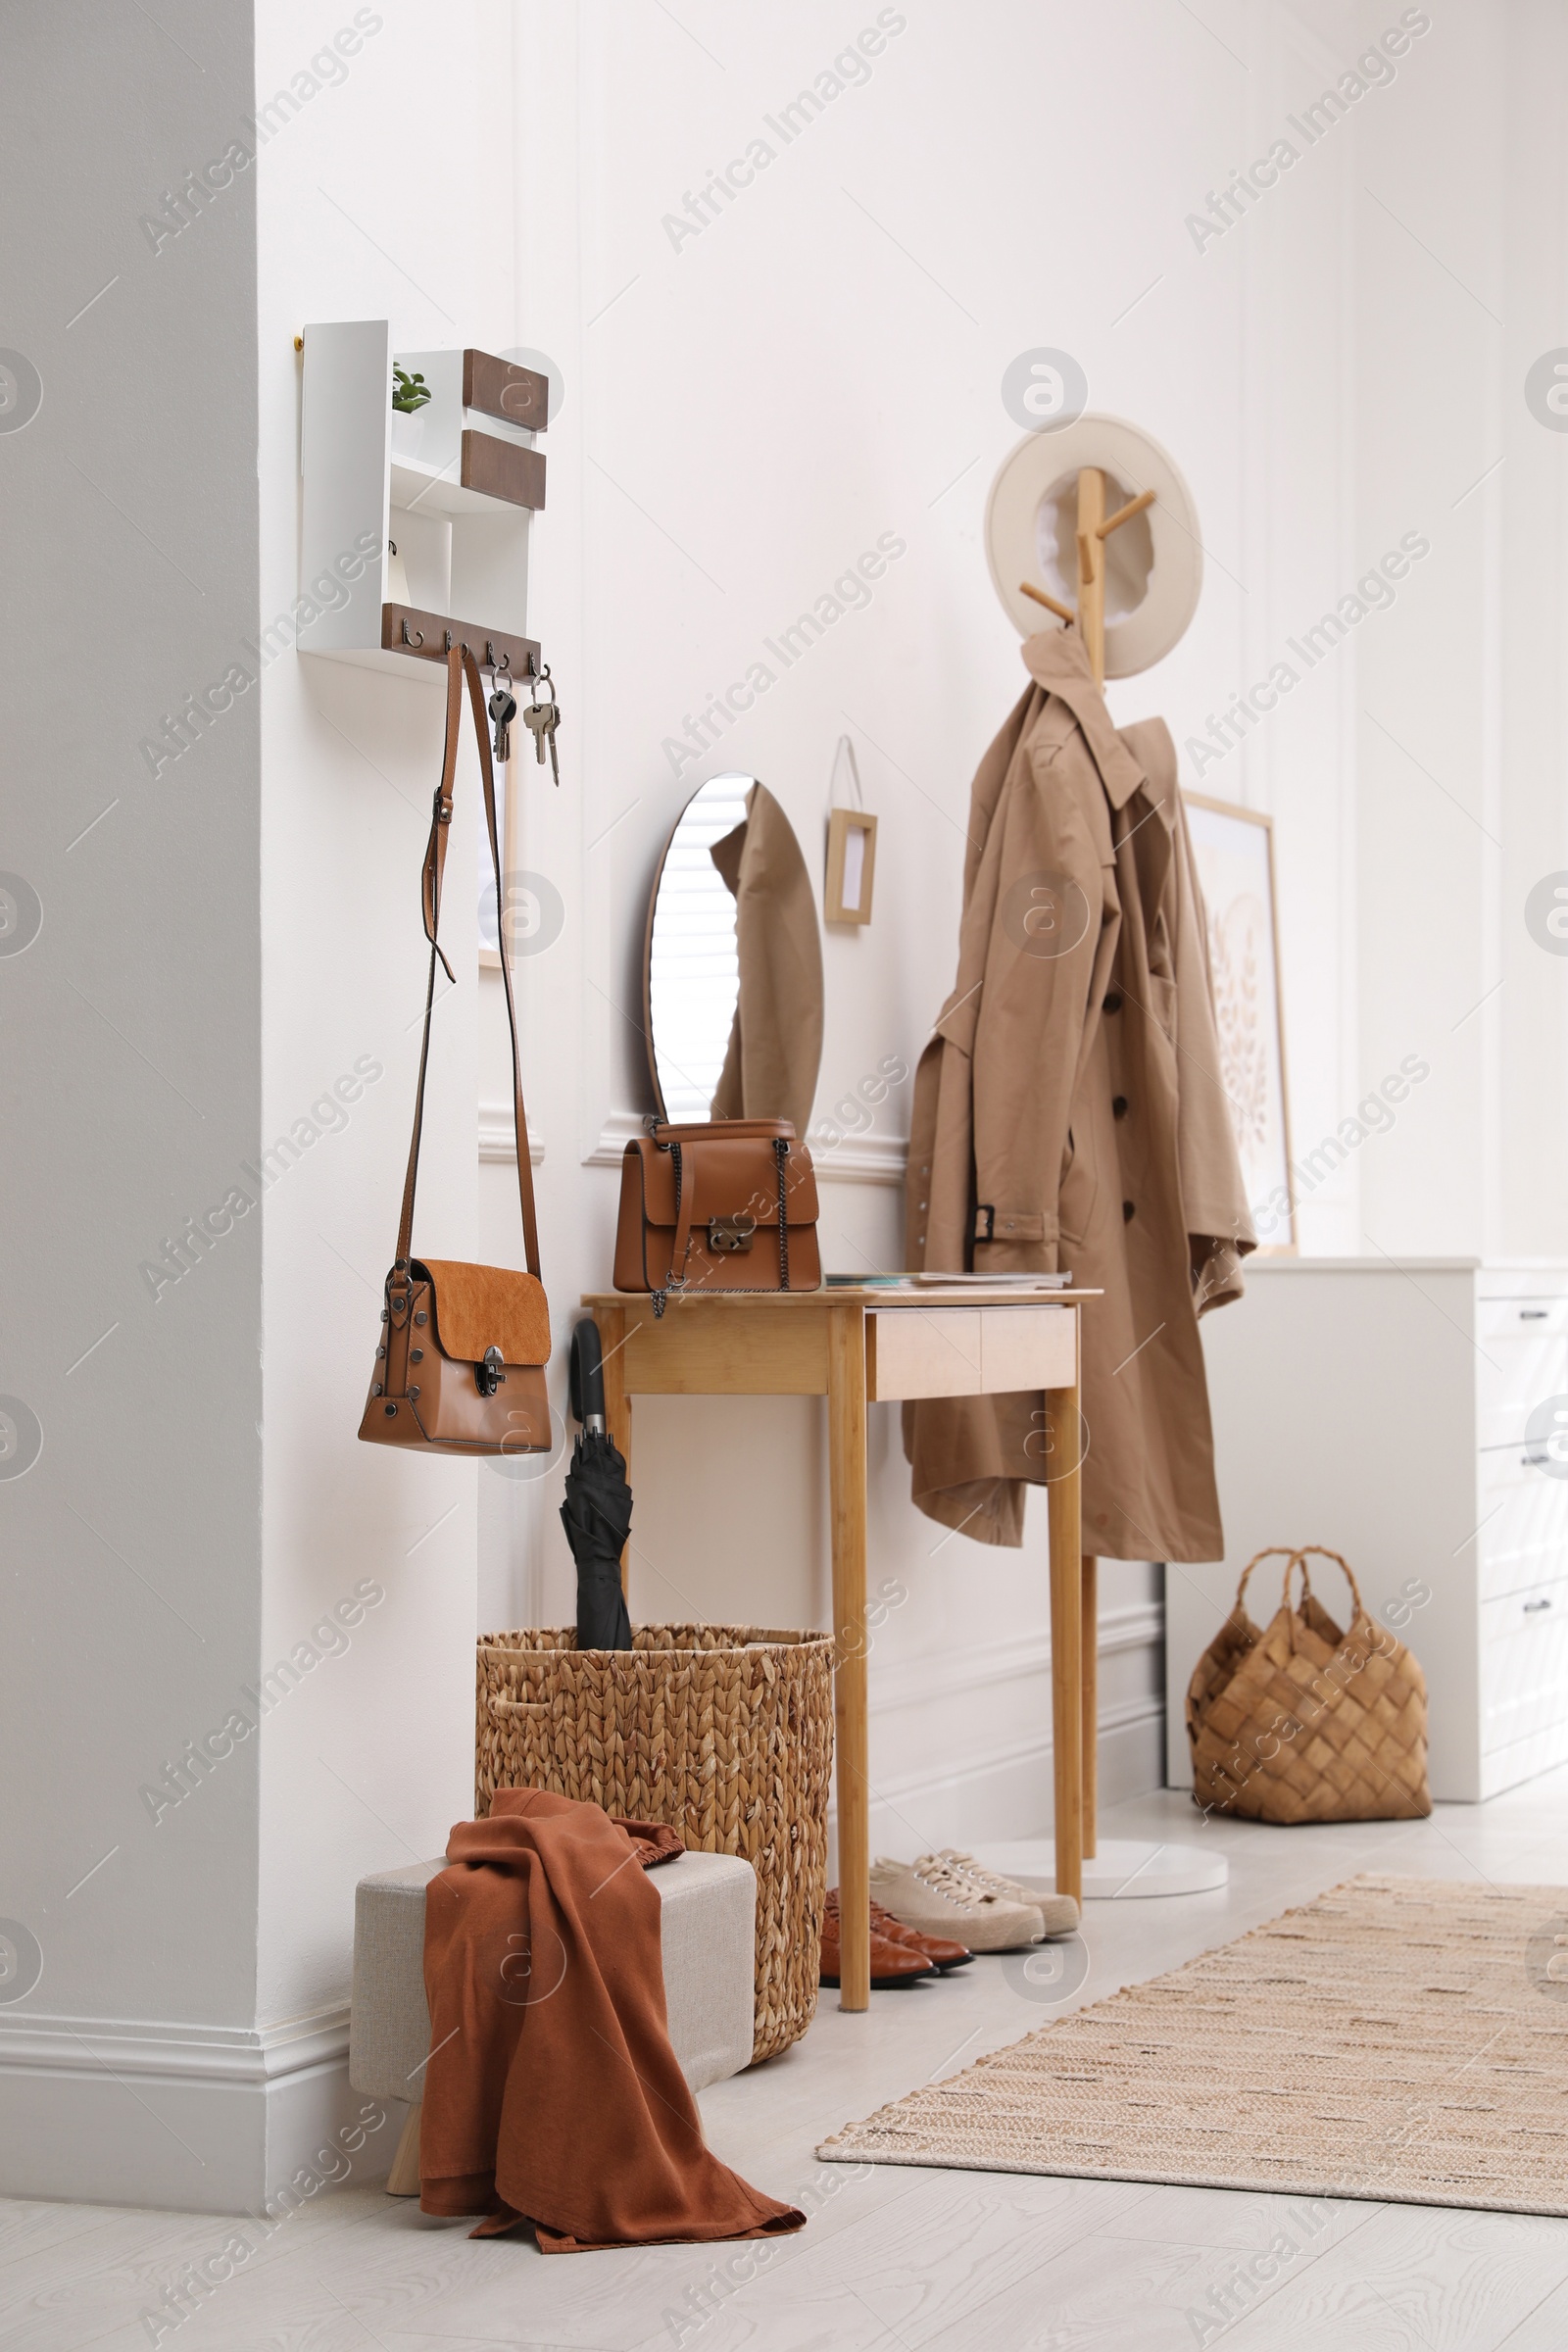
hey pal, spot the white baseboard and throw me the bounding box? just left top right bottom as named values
left=0, top=2004, right=396, bottom=2214
left=829, top=1692, right=1165, bottom=1876
left=807, top=1130, right=907, bottom=1184
left=870, top=1604, right=1161, bottom=1716
left=478, top=1102, right=544, bottom=1165
left=584, top=1110, right=906, bottom=1184
left=585, top=1109, right=646, bottom=1167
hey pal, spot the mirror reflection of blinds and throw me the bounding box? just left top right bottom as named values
left=649, top=777, right=751, bottom=1122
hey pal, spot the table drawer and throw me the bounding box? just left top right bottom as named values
left=1480, top=1576, right=1568, bottom=1755
left=866, top=1304, right=1076, bottom=1401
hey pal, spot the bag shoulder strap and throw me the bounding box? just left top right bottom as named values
left=395, top=645, right=540, bottom=1278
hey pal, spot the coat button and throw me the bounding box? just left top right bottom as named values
left=1103, top=991, right=1123, bottom=1012
left=1112, top=1096, right=1128, bottom=1118
left=1122, top=1200, right=1136, bottom=1222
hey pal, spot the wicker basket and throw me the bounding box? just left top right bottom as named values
left=475, top=1623, right=834, bottom=2063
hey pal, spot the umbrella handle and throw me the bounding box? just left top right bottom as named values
left=569, top=1317, right=608, bottom=1433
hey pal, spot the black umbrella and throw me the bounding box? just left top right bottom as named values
left=562, top=1319, right=634, bottom=1650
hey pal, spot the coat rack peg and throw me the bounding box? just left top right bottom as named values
left=1097, top=486, right=1156, bottom=541
left=1020, top=579, right=1077, bottom=626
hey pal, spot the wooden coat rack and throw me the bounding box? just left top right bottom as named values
left=1020, top=471, right=1156, bottom=688
left=1015, top=465, right=1153, bottom=1857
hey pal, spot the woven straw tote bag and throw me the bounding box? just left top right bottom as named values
left=1187, top=1546, right=1431, bottom=1823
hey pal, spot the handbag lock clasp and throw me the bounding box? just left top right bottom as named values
left=474, top=1345, right=508, bottom=1397
left=708, top=1214, right=757, bottom=1255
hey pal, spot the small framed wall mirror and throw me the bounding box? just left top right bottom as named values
left=825, top=808, right=877, bottom=925
left=644, top=773, right=824, bottom=1138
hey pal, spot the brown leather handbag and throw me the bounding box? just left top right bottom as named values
left=359, top=646, right=551, bottom=1457
left=613, top=1119, right=820, bottom=1315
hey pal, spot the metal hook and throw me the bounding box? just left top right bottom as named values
left=400, top=618, right=424, bottom=649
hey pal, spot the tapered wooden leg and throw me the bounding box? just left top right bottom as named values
left=827, top=1304, right=870, bottom=2011
left=386, top=2101, right=421, bottom=2195
left=1082, top=1554, right=1098, bottom=1861
left=594, top=1305, right=632, bottom=1596
left=1046, top=1381, right=1083, bottom=1905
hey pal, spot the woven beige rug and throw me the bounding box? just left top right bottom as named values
left=819, top=1876, right=1568, bottom=2214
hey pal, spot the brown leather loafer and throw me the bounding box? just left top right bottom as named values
left=820, top=1894, right=934, bottom=1986
left=870, top=1897, right=974, bottom=1971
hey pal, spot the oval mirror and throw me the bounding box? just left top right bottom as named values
left=644, top=774, right=824, bottom=1136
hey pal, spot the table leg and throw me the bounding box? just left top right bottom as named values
left=1045, top=1382, right=1083, bottom=1905
left=1082, top=1554, right=1098, bottom=1861
left=594, top=1305, right=631, bottom=1596
left=827, top=1304, right=870, bottom=2012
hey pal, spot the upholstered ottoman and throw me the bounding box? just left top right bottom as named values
left=351, top=1849, right=758, bottom=2191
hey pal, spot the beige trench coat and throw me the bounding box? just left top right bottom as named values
left=904, top=629, right=1254, bottom=1562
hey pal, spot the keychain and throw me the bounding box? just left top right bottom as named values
left=521, top=662, right=562, bottom=786
left=487, top=662, right=518, bottom=764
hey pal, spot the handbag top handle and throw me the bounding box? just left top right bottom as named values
left=395, top=644, right=539, bottom=1280
left=1229, top=1544, right=1366, bottom=1633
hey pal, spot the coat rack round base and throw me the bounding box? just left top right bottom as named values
left=971, top=1837, right=1228, bottom=1901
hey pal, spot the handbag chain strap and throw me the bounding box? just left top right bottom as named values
left=774, top=1136, right=790, bottom=1291
left=395, top=645, right=539, bottom=1279
left=651, top=1139, right=687, bottom=1319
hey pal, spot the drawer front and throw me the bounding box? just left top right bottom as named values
left=1481, top=1717, right=1568, bottom=1798
left=865, top=1304, right=1075, bottom=1401
left=1477, top=1446, right=1568, bottom=1600
left=1476, top=1320, right=1568, bottom=1448
left=1480, top=1576, right=1568, bottom=1754
left=1479, top=1296, right=1568, bottom=1342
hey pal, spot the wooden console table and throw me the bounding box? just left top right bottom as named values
left=584, top=1285, right=1095, bottom=2014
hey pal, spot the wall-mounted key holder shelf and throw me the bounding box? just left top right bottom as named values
left=297, top=320, right=546, bottom=679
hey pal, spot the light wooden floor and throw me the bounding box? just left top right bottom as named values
left=9, top=1771, right=1568, bottom=2352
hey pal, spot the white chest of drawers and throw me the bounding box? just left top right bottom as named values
left=1163, top=1259, right=1568, bottom=1805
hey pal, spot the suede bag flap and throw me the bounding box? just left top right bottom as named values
left=417, top=1258, right=551, bottom=1368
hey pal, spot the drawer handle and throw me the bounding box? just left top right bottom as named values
left=1524, top=1597, right=1554, bottom=1613
left=1523, top=1451, right=1551, bottom=1468
left=1521, top=1309, right=1550, bottom=1321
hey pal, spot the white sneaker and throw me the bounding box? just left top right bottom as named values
left=937, top=1848, right=1080, bottom=1937
left=870, top=1854, right=1044, bottom=1952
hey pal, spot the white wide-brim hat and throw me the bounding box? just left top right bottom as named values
left=985, top=414, right=1203, bottom=678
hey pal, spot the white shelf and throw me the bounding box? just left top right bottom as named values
left=297, top=321, right=545, bottom=680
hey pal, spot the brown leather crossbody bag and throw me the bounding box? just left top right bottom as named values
left=359, top=646, right=551, bottom=1456
left=612, top=1119, right=821, bottom=1315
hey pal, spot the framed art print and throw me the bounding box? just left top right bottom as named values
left=1183, top=793, right=1295, bottom=1253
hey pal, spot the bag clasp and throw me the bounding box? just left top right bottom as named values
left=708, top=1214, right=757, bottom=1255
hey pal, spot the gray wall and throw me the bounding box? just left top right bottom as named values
left=0, top=0, right=262, bottom=2034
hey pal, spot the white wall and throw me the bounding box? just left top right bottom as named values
left=475, top=0, right=1365, bottom=1859
left=0, top=0, right=269, bottom=2211
left=1355, top=0, right=1568, bottom=1262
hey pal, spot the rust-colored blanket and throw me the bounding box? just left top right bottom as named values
left=419, top=1788, right=806, bottom=2250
